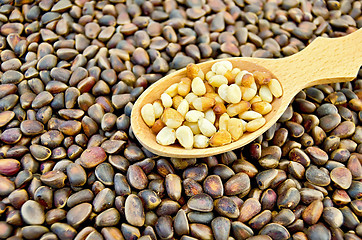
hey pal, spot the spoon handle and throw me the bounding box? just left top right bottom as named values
left=277, top=28, right=362, bottom=92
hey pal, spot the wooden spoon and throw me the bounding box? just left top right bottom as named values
left=131, top=28, right=362, bottom=158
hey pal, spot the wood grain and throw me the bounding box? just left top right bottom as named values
left=131, top=28, right=362, bottom=158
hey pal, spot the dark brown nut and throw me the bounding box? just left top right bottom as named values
left=34, top=186, right=53, bottom=209
left=40, top=170, right=66, bottom=188
left=127, top=164, right=148, bottom=190
left=214, top=196, right=240, bottom=218
left=51, top=223, right=77, bottom=240
left=67, top=189, right=93, bottom=208
left=187, top=193, right=213, bottom=212
left=114, top=173, right=131, bottom=197
left=95, top=163, right=115, bottom=186
left=165, top=174, right=182, bottom=201
left=79, top=147, right=107, bottom=168
left=272, top=209, right=295, bottom=226
left=277, top=187, right=300, bottom=209
left=20, top=120, right=44, bottom=136
left=212, top=164, right=235, bottom=181
left=211, top=217, right=231, bottom=240
left=289, top=148, right=311, bottom=167
left=58, top=120, right=82, bottom=136
left=187, top=211, right=215, bottom=225
left=156, top=199, right=180, bottom=216
left=0, top=159, right=20, bottom=176
left=330, top=167, right=352, bottom=189
left=255, top=169, right=278, bottom=190
left=20, top=200, right=45, bottom=225
left=45, top=209, right=67, bottom=225
left=231, top=221, right=254, bottom=240
left=183, top=178, right=203, bottom=197
left=323, top=207, right=343, bottom=228
left=101, top=227, right=124, bottom=240
left=261, top=189, right=277, bottom=210
left=260, top=223, right=290, bottom=240
left=174, top=209, right=189, bottom=236
left=125, top=194, right=145, bottom=227
left=224, top=173, right=250, bottom=196
left=302, top=200, right=323, bottom=225
left=305, top=146, right=329, bottom=165
left=95, top=208, right=120, bottom=227
left=203, top=175, right=223, bottom=198
left=67, top=203, right=92, bottom=228
left=238, top=198, right=261, bottom=222
left=121, top=223, right=141, bottom=240
left=92, top=188, right=115, bottom=214
left=183, top=163, right=208, bottom=182
left=306, top=223, right=331, bottom=240
left=305, top=165, right=331, bottom=186
left=22, top=226, right=50, bottom=239
left=67, top=163, right=87, bottom=187
left=155, top=215, right=174, bottom=240
left=190, top=223, right=213, bottom=240
left=248, top=210, right=272, bottom=230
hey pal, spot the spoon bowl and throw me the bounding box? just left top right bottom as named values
left=131, top=28, right=362, bottom=158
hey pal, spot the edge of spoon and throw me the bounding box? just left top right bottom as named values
left=131, top=59, right=291, bottom=158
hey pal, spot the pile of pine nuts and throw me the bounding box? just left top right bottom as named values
left=141, top=60, right=283, bottom=149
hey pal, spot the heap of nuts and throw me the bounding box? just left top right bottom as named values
left=141, top=60, right=283, bottom=149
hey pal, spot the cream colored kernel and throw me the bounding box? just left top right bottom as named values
left=198, top=118, right=217, bottom=137
left=238, top=111, right=263, bottom=121
left=184, top=121, right=201, bottom=135
left=191, top=77, right=206, bottom=96
left=176, top=126, right=194, bottom=149
left=250, top=81, right=258, bottom=91
left=156, top=127, right=176, bottom=145
left=185, top=92, right=198, bottom=104
left=231, top=68, right=241, bottom=79
left=193, top=134, right=209, bottom=148
left=215, top=64, right=229, bottom=75
left=235, top=70, right=249, bottom=85
left=226, top=101, right=251, bottom=117
left=268, top=79, right=283, bottom=98
left=165, top=83, right=179, bottom=97
left=197, top=69, right=205, bottom=80
left=185, top=110, right=204, bottom=122
left=218, top=84, right=230, bottom=103
left=240, top=86, right=257, bottom=101
left=161, top=108, right=184, bottom=129
left=153, top=100, right=164, bottom=118
left=161, top=93, right=173, bottom=108
left=241, top=119, right=247, bottom=132
left=172, top=95, right=183, bottom=109
left=252, top=101, right=272, bottom=115
left=246, top=118, right=266, bottom=132
left=205, top=109, right=216, bottom=124
left=219, top=113, right=230, bottom=131
left=250, top=95, right=263, bottom=104
left=227, top=84, right=242, bottom=103
left=228, top=118, right=243, bottom=141
left=141, top=103, right=155, bottom=127
left=178, top=78, right=191, bottom=96
left=206, top=71, right=216, bottom=81
left=259, top=85, right=273, bottom=103
left=177, top=99, right=189, bottom=117
left=211, top=61, right=233, bottom=72
left=209, top=75, right=228, bottom=88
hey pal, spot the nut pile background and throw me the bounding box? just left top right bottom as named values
left=0, top=0, right=361, bottom=239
